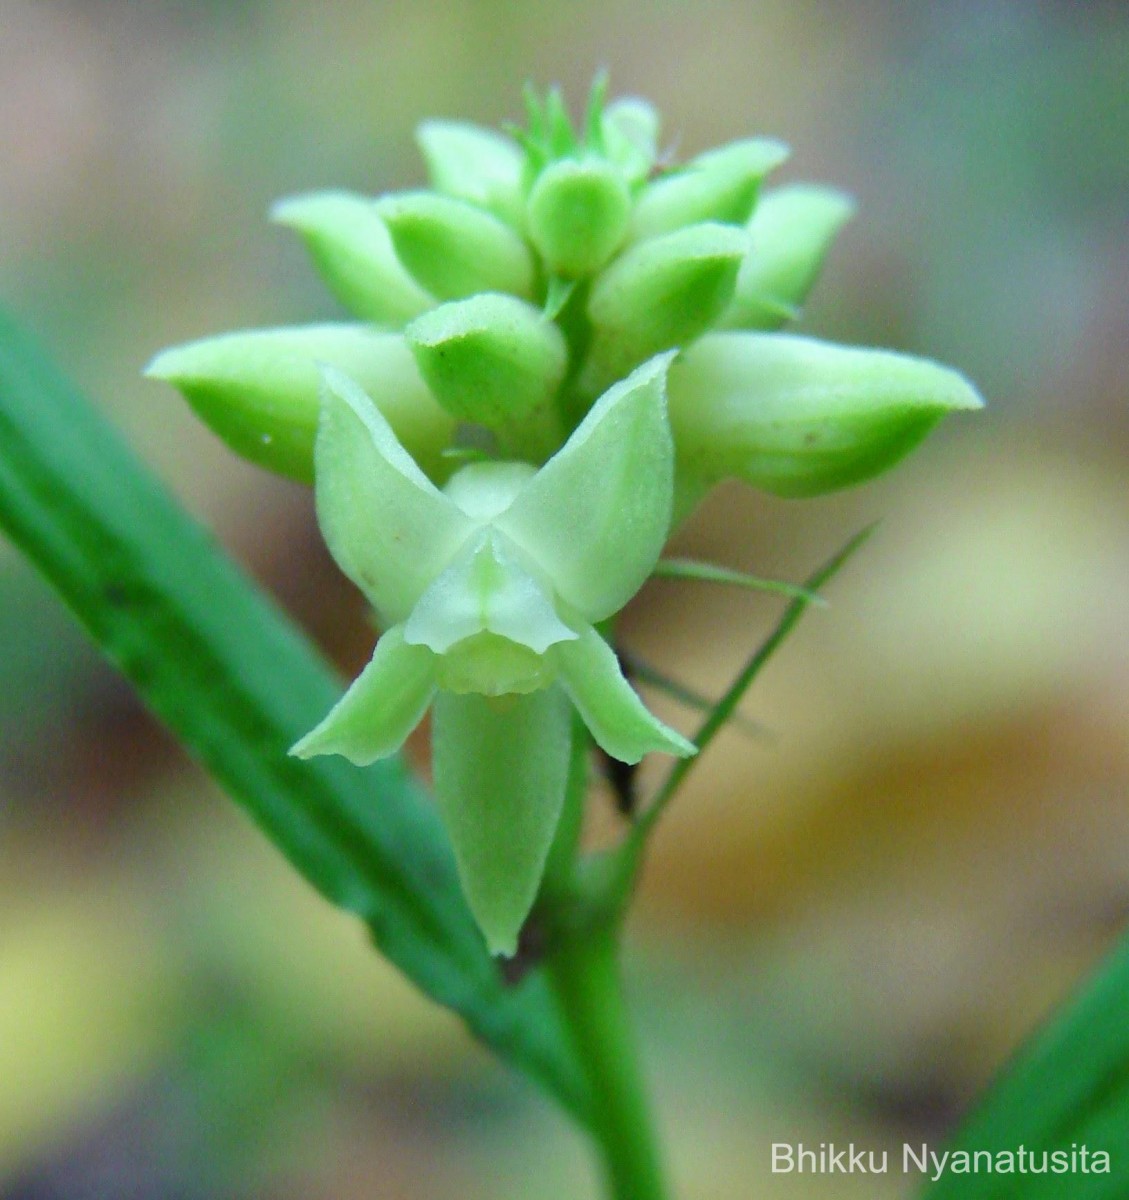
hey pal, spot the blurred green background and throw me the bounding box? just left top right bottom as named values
left=1, top=1, right=1127, bottom=1196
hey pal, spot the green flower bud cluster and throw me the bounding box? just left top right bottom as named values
left=147, top=80, right=981, bottom=955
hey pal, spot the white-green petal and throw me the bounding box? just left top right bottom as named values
left=432, top=687, right=573, bottom=956
left=496, top=354, right=676, bottom=621
left=289, top=626, right=436, bottom=765
left=270, top=191, right=433, bottom=325
left=315, top=367, right=474, bottom=622
left=668, top=332, right=985, bottom=499
left=403, top=531, right=576, bottom=655
left=554, top=626, right=695, bottom=763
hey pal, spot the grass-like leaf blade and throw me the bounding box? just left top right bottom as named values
left=922, top=935, right=1129, bottom=1199
left=0, top=306, right=590, bottom=1126
left=634, top=524, right=873, bottom=840
left=653, top=557, right=826, bottom=604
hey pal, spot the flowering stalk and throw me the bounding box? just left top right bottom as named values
left=147, top=76, right=981, bottom=1198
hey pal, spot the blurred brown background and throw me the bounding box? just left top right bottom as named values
left=1, top=1, right=1127, bottom=1197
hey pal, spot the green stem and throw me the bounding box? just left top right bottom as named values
left=548, top=927, right=670, bottom=1200
left=540, top=711, right=669, bottom=1198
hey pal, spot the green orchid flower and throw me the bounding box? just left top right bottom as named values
left=291, top=354, right=693, bottom=956
left=147, top=80, right=983, bottom=959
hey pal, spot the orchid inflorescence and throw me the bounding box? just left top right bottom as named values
left=148, top=79, right=980, bottom=954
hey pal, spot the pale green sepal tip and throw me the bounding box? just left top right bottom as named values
left=630, top=137, right=790, bottom=241
left=405, top=293, right=567, bottom=436
left=145, top=324, right=455, bottom=483
left=270, top=191, right=433, bottom=325
left=555, top=626, right=695, bottom=763
left=496, top=353, right=676, bottom=621
left=415, top=120, right=525, bottom=228
left=668, top=332, right=984, bottom=499
left=584, top=222, right=750, bottom=393
left=289, top=625, right=437, bottom=765
left=432, top=687, right=573, bottom=957
left=527, top=157, right=632, bottom=277
left=377, top=191, right=535, bottom=302
left=722, top=184, right=856, bottom=331
left=314, top=367, right=474, bottom=624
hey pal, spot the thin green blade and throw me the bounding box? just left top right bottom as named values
left=0, top=306, right=589, bottom=1126
left=635, top=524, right=874, bottom=840
left=921, top=935, right=1129, bottom=1199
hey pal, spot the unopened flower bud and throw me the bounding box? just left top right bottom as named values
left=406, top=294, right=567, bottom=457
left=377, top=191, right=535, bottom=302
left=271, top=192, right=432, bottom=326
left=668, top=332, right=984, bottom=500
left=723, top=185, right=855, bottom=330
left=630, top=138, right=789, bottom=241
left=601, top=97, right=661, bottom=185
left=145, top=325, right=453, bottom=482
left=583, top=222, right=749, bottom=394
left=527, top=157, right=632, bottom=278
left=415, top=120, right=525, bottom=229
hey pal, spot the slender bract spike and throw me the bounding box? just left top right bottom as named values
left=722, top=185, right=856, bottom=330
left=630, top=138, right=789, bottom=241
left=583, top=223, right=749, bottom=394
left=497, top=354, right=675, bottom=621
left=290, top=626, right=437, bottom=764
left=314, top=367, right=474, bottom=624
left=271, top=191, right=433, bottom=325
left=653, top=558, right=827, bottom=604
left=620, top=652, right=768, bottom=739
left=415, top=121, right=525, bottom=228
left=668, top=332, right=984, bottom=499
left=583, top=70, right=610, bottom=151
left=544, top=87, right=576, bottom=157
left=555, top=625, right=695, bottom=763
left=636, top=526, right=874, bottom=840
left=377, top=192, right=535, bottom=302
left=432, top=687, right=573, bottom=957
left=145, top=325, right=455, bottom=482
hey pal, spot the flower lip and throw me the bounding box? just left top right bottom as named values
left=401, top=529, right=577, bottom=656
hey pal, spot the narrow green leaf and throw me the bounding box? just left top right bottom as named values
left=634, top=525, right=873, bottom=839
left=620, top=651, right=768, bottom=739
left=0, top=306, right=590, bottom=1126
left=922, top=933, right=1129, bottom=1200
left=653, top=557, right=827, bottom=604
